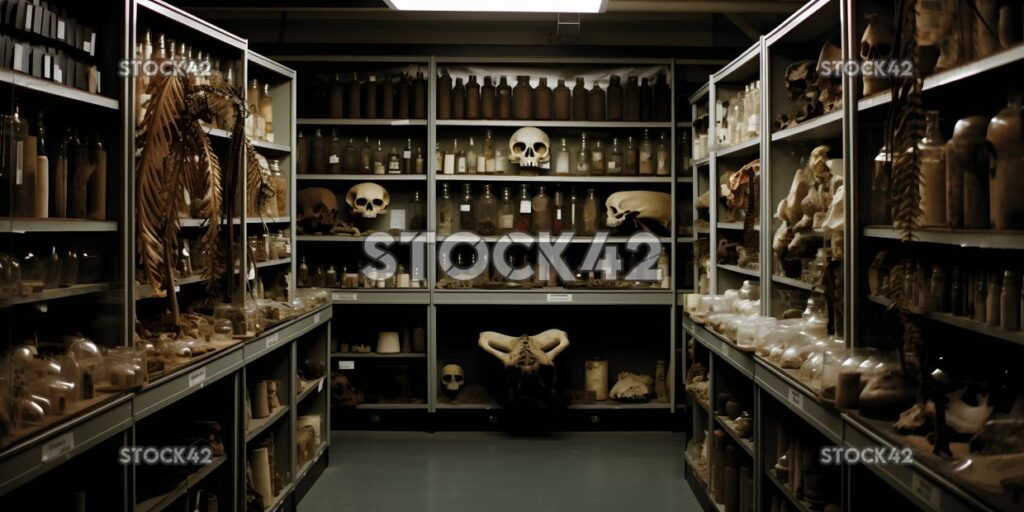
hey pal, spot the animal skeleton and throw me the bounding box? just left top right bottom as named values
left=478, top=329, right=570, bottom=373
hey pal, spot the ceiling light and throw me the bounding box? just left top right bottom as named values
left=383, top=0, right=607, bottom=13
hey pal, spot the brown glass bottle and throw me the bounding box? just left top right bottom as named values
left=311, top=129, right=328, bottom=172
left=588, top=82, right=606, bottom=122
left=296, top=130, right=310, bottom=174
left=654, top=72, right=671, bottom=121
left=553, top=79, right=570, bottom=120
left=328, top=129, right=343, bottom=174
left=606, top=75, right=623, bottom=121
left=534, top=77, right=553, bottom=120
left=623, top=76, right=640, bottom=121
left=481, top=77, right=496, bottom=119
left=380, top=75, right=395, bottom=119
left=466, top=75, right=481, bottom=119
left=572, top=77, right=588, bottom=121
left=437, top=68, right=453, bottom=120
left=365, top=77, right=379, bottom=119
left=513, top=76, right=534, bottom=120
left=496, top=76, right=512, bottom=120
left=452, top=78, right=466, bottom=119
left=397, top=73, right=411, bottom=119
left=413, top=71, right=427, bottom=119
left=347, top=72, right=362, bottom=119
left=328, top=73, right=344, bottom=118
left=640, top=77, right=653, bottom=121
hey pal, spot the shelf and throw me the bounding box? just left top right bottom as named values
left=432, top=290, right=674, bottom=305
left=693, top=157, right=711, bottom=167
left=770, top=110, right=843, bottom=143
left=297, top=118, right=427, bottom=126
left=0, top=218, right=119, bottom=233
left=135, top=274, right=205, bottom=300
left=862, top=225, right=1024, bottom=250
left=676, top=236, right=695, bottom=243
left=713, top=414, right=754, bottom=457
left=717, top=264, right=760, bottom=277
left=134, top=345, right=245, bottom=421
left=1, top=283, right=112, bottom=309
left=265, top=483, right=293, bottom=512
left=180, top=217, right=291, bottom=227
left=135, top=454, right=228, bottom=512
left=353, top=403, right=428, bottom=410
left=435, top=120, right=672, bottom=129
left=255, top=258, right=291, bottom=269
left=765, top=469, right=814, bottom=512
left=327, top=289, right=430, bottom=305
left=691, top=393, right=712, bottom=415
left=682, top=316, right=755, bottom=378
left=296, top=378, right=325, bottom=403
left=331, top=352, right=427, bottom=359
left=714, top=137, right=760, bottom=159
left=251, top=139, right=291, bottom=154
left=205, top=127, right=232, bottom=140
left=566, top=402, right=671, bottom=410
left=0, top=70, right=120, bottom=110
left=246, top=405, right=290, bottom=442
left=435, top=403, right=502, bottom=410
left=243, top=305, right=332, bottom=364
left=676, top=176, right=695, bottom=183
left=297, top=174, right=427, bottom=181
left=754, top=358, right=842, bottom=444
left=866, top=295, right=1024, bottom=347
left=436, top=234, right=674, bottom=244
left=435, top=174, right=672, bottom=183
left=717, top=222, right=760, bottom=231
left=857, top=90, right=892, bottom=111
left=296, top=443, right=328, bottom=484
left=771, top=274, right=816, bottom=291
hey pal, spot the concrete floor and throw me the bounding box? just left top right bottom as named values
left=298, top=431, right=699, bottom=512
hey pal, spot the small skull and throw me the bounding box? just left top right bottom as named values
left=441, top=364, right=465, bottom=393
left=345, top=182, right=390, bottom=219
left=508, top=127, right=550, bottom=168
left=297, top=187, right=338, bottom=234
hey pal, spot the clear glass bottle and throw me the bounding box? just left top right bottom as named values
left=459, top=183, right=475, bottom=232
left=342, top=137, right=358, bottom=173
left=436, top=142, right=445, bottom=174
left=555, top=138, right=571, bottom=175
left=656, top=131, right=670, bottom=176
left=918, top=110, right=946, bottom=226
left=359, top=136, right=372, bottom=173
left=575, top=132, right=591, bottom=175
left=495, top=147, right=509, bottom=174
left=325, top=265, right=338, bottom=288
left=387, top=145, right=402, bottom=174
left=624, top=135, right=639, bottom=176
left=729, top=89, right=743, bottom=145
left=260, top=83, right=274, bottom=142
left=483, top=130, right=496, bottom=174
left=639, top=129, right=654, bottom=175
left=929, top=265, right=947, bottom=312
left=477, top=184, right=498, bottom=235
left=871, top=142, right=892, bottom=225
left=438, top=183, right=456, bottom=235
left=372, top=139, right=386, bottom=174
left=270, top=159, right=287, bottom=217
left=607, top=137, right=623, bottom=175
left=581, top=187, right=599, bottom=236
left=497, top=186, right=516, bottom=235
left=466, top=137, right=478, bottom=174
left=403, top=138, right=414, bottom=174
left=298, top=256, right=310, bottom=285
left=409, top=190, right=426, bottom=230
left=515, top=184, right=532, bottom=232
left=532, top=185, right=552, bottom=234
left=987, top=273, right=1002, bottom=328
left=590, top=139, right=606, bottom=175
left=455, top=138, right=467, bottom=174
left=415, top=146, right=425, bottom=174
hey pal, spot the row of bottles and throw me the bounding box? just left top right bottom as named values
left=1, top=107, right=107, bottom=220
left=436, top=71, right=671, bottom=122
left=435, top=249, right=671, bottom=289
left=914, top=0, right=1023, bottom=74
left=714, top=80, right=760, bottom=147
left=321, top=71, right=428, bottom=120
left=2, top=246, right=102, bottom=296
left=299, top=259, right=425, bottom=289
left=246, top=78, right=276, bottom=143
left=870, top=91, right=1024, bottom=230
left=436, top=183, right=604, bottom=236
left=296, top=131, right=425, bottom=175
left=436, top=129, right=670, bottom=176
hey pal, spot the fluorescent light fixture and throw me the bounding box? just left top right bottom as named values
left=383, top=0, right=607, bottom=13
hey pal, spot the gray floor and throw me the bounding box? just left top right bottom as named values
left=298, top=431, right=700, bottom=512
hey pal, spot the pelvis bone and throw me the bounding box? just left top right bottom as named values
left=478, top=329, right=569, bottom=374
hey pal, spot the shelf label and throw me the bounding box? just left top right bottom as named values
left=390, top=120, right=410, bottom=126
left=390, top=209, right=406, bottom=230
left=787, top=388, right=804, bottom=410
left=338, top=360, right=355, bottom=370
left=911, top=474, right=941, bottom=509
left=41, top=432, right=74, bottom=462
left=333, top=292, right=358, bottom=302
left=314, top=313, right=321, bottom=324
left=519, top=200, right=531, bottom=214
left=265, top=333, right=280, bottom=349
left=317, top=378, right=324, bottom=393
left=188, top=368, right=207, bottom=388
left=546, top=293, right=573, bottom=303
left=459, top=204, right=471, bottom=212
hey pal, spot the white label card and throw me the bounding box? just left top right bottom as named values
left=41, top=432, right=74, bottom=462
left=338, top=360, right=355, bottom=370
left=911, top=474, right=941, bottom=509
left=787, top=388, right=804, bottom=410
left=57, top=21, right=66, bottom=41
left=25, top=5, right=33, bottom=30
left=329, top=155, right=340, bottom=164
left=459, top=204, right=471, bottom=212
left=332, top=292, right=358, bottom=302
left=403, top=151, right=412, bottom=159
left=12, top=44, right=25, bottom=72
left=265, top=333, right=280, bottom=349
left=390, top=209, right=406, bottom=230
left=546, top=293, right=573, bottom=303
left=519, top=200, right=531, bottom=214
left=317, top=378, right=324, bottom=393
left=54, top=64, right=63, bottom=83
left=314, top=313, right=321, bottom=324
left=188, top=368, right=206, bottom=388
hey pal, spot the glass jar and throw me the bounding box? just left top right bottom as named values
left=515, top=184, right=532, bottom=232
left=270, top=159, right=287, bottom=217
left=409, top=190, right=426, bottom=231
left=638, top=129, right=654, bottom=175
left=607, top=138, right=623, bottom=175
left=590, top=139, right=606, bottom=175
left=918, top=110, right=947, bottom=226
left=581, top=188, right=599, bottom=236
left=575, top=133, right=591, bottom=175
left=459, top=184, right=475, bottom=232
left=532, top=186, right=552, bottom=234
left=477, top=184, right=498, bottom=235
left=437, top=183, right=456, bottom=235
left=555, top=138, right=571, bottom=175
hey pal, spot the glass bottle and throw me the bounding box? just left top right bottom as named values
left=581, top=188, right=599, bottom=236
left=465, top=75, right=481, bottom=119
left=950, top=267, right=964, bottom=316
left=656, top=131, right=670, bottom=176
left=973, top=272, right=987, bottom=323
left=359, top=136, right=372, bottom=173
left=623, top=76, right=640, bottom=121
left=624, top=135, right=639, bottom=176
left=347, top=72, right=362, bottom=119
left=1002, top=270, right=1020, bottom=330
left=513, top=75, right=534, bottom=120
left=296, top=130, right=310, bottom=174
left=438, top=183, right=456, bottom=235
left=568, top=187, right=581, bottom=232
left=403, top=138, right=414, bottom=174
left=459, top=184, right=475, bottom=232
left=607, top=75, right=623, bottom=121
left=410, top=190, right=426, bottom=230
left=871, top=142, right=893, bottom=225
left=555, top=138, right=571, bottom=175
left=590, top=139, right=606, bottom=175
left=553, top=79, right=571, bottom=120
left=987, top=90, right=1024, bottom=230
left=929, top=265, right=947, bottom=312
left=298, top=257, right=310, bottom=285
left=443, top=139, right=456, bottom=174
left=497, top=186, right=516, bottom=235
left=640, top=76, right=654, bottom=122
left=607, top=137, right=623, bottom=175
left=588, top=81, right=606, bottom=121
left=372, top=139, right=386, bottom=174
left=454, top=138, right=467, bottom=174
left=477, top=184, right=499, bottom=235
left=496, top=76, right=512, bottom=120
left=451, top=77, right=465, bottom=119
left=414, top=71, right=427, bottom=119
left=415, top=146, right=425, bottom=174
left=260, top=83, right=274, bottom=142
left=532, top=185, right=552, bottom=234
left=247, top=79, right=260, bottom=137
left=481, top=76, right=496, bottom=119
left=572, top=77, right=588, bottom=121
left=534, top=77, right=552, bottom=120
left=576, top=133, right=591, bottom=175
left=312, top=129, right=328, bottom=173
left=483, top=130, right=496, bottom=174
left=328, top=130, right=343, bottom=174
left=437, top=68, right=452, bottom=119
left=365, top=76, right=379, bottom=119
left=270, top=159, right=287, bottom=217
left=638, top=129, right=654, bottom=175
left=326, top=265, right=338, bottom=288
left=919, top=110, right=946, bottom=226
left=466, top=137, right=478, bottom=174
left=436, top=142, right=445, bottom=174
left=987, top=273, right=1002, bottom=328
left=387, top=145, right=402, bottom=174
left=34, top=112, right=48, bottom=219
left=342, top=137, right=358, bottom=173
left=397, top=73, right=411, bottom=119
left=515, top=184, right=532, bottom=232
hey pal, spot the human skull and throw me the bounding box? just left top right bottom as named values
left=508, top=127, right=550, bottom=168
left=785, top=60, right=818, bottom=101
left=605, top=191, right=672, bottom=231
left=441, top=364, right=465, bottom=392
left=860, top=13, right=893, bottom=96
left=345, top=182, right=390, bottom=219
left=297, top=187, right=338, bottom=234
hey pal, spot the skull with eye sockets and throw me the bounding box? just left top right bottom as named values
left=508, top=127, right=550, bottom=168
left=441, top=364, right=465, bottom=395
left=345, top=182, right=390, bottom=219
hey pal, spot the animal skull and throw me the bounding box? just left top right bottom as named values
left=297, top=187, right=338, bottom=234
left=478, top=329, right=570, bottom=374
left=331, top=373, right=364, bottom=406
left=609, top=372, right=654, bottom=401
left=860, top=13, right=894, bottom=96
left=441, top=364, right=465, bottom=393
left=605, top=191, right=672, bottom=232
left=508, top=127, right=550, bottom=168
left=345, top=182, right=390, bottom=219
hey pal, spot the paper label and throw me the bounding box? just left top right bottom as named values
left=90, top=33, right=97, bottom=57
left=443, top=154, right=455, bottom=174
left=390, top=209, right=406, bottom=230
left=403, top=151, right=412, bottom=159
left=265, top=333, right=279, bottom=349
left=83, top=41, right=91, bottom=53
left=911, top=474, right=941, bottom=509
left=332, top=292, right=358, bottom=302
left=608, top=161, right=617, bottom=170
left=25, top=5, right=34, bottom=30
left=314, top=313, right=321, bottom=324
left=329, top=155, right=340, bottom=164
left=499, top=214, right=514, bottom=229
left=43, top=55, right=51, bottom=79
left=556, top=210, right=562, bottom=221
left=456, top=158, right=467, bottom=173
left=546, top=293, right=573, bottom=302
left=54, top=64, right=63, bottom=83
left=247, top=266, right=255, bottom=280
left=317, top=378, right=324, bottom=393
left=188, top=368, right=206, bottom=388
left=57, top=20, right=66, bottom=40
left=338, top=360, right=355, bottom=370
left=12, top=44, right=25, bottom=72
left=41, top=432, right=74, bottom=462
left=519, top=200, right=531, bottom=214
left=459, top=204, right=471, bottom=212
left=787, top=388, right=804, bottom=410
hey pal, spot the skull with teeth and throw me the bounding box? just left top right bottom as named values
left=345, top=182, right=390, bottom=219
left=441, top=364, right=465, bottom=394
left=508, top=127, right=551, bottom=168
